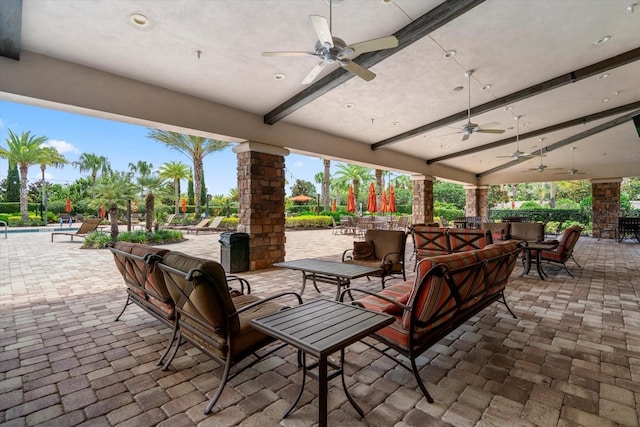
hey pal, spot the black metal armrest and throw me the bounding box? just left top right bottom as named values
left=233, top=291, right=303, bottom=316
left=226, top=274, right=251, bottom=294
left=338, top=287, right=411, bottom=313
left=342, top=248, right=354, bottom=261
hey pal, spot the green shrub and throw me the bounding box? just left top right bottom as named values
left=82, top=231, right=112, bottom=249
left=0, top=214, right=8, bottom=223
left=555, top=198, right=580, bottom=209
left=519, top=201, right=543, bottom=209
left=220, top=217, right=238, bottom=230
left=285, top=215, right=331, bottom=229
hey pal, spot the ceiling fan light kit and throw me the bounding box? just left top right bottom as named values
left=262, top=0, right=398, bottom=85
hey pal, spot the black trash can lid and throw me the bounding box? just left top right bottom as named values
left=219, top=231, right=250, bottom=244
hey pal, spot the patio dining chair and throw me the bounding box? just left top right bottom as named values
left=156, top=251, right=302, bottom=414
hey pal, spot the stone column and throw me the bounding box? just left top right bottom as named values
left=233, top=142, right=289, bottom=270
left=411, top=175, right=435, bottom=224
left=591, top=178, right=621, bottom=239
left=464, top=185, right=489, bottom=219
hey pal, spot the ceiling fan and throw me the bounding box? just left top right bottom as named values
left=554, top=147, right=587, bottom=175
left=262, top=0, right=398, bottom=85
left=497, top=115, right=543, bottom=160
left=450, top=70, right=505, bottom=141
left=527, top=140, right=562, bottom=173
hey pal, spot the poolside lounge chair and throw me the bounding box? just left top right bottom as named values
left=160, top=214, right=177, bottom=229
left=172, top=218, right=210, bottom=234
left=51, top=218, right=103, bottom=242
left=194, top=216, right=227, bottom=235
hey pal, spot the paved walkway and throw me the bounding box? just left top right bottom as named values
left=1, top=230, right=639, bottom=426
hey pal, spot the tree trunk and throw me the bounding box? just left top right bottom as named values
left=375, top=169, right=383, bottom=214
left=174, top=178, right=180, bottom=215
left=146, top=192, right=154, bottom=232
left=109, top=204, right=119, bottom=240
left=19, top=164, right=29, bottom=220
left=323, top=159, right=330, bottom=211
left=549, top=181, right=556, bottom=208
left=193, top=158, right=203, bottom=215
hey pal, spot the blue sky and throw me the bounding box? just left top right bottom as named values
left=0, top=100, right=330, bottom=196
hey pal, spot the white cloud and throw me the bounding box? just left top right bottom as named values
left=46, top=139, right=80, bottom=154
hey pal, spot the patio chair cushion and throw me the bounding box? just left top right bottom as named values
left=382, top=292, right=410, bottom=315
left=480, top=222, right=509, bottom=241
left=111, top=242, right=173, bottom=319
left=160, top=251, right=283, bottom=359
left=353, top=240, right=376, bottom=260
left=404, top=251, right=479, bottom=331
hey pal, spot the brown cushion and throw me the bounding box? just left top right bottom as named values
left=353, top=240, right=376, bottom=260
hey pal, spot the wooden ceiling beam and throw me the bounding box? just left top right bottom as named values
left=0, top=0, right=22, bottom=60
left=263, top=0, right=485, bottom=125
left=372, top=46, right=640, bottom=150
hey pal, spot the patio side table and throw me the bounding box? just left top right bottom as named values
left=250, top=298, right=394, bottom=427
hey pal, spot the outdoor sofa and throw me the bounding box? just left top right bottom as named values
left=342, top=239, right=521, bottom=404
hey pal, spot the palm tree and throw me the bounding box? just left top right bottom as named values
left=90, top=171, right=137, bottom=239
left=39, top=146, right=69, bottom=220
left=333, top=163, right=374, bottom=206
left=129, top=160, right=154, bottom=198
left=147, top=130, right=230, bottom=215
left=159, top=161, right=191, bottom=216
left=73, top=153, right=110, bottom=183
left=0, top=130, right=67, bottom=220
left=323, top=159, right=331, bottom=211
left=137, top=174, right=168, bottom=231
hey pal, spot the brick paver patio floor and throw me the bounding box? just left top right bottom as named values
left=1, top=229, right=639, bottom=426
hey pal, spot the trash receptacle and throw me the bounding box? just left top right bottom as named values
left=219, top=231, right=249, bottom=273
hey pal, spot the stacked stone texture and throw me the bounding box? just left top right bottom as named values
left=591, top=181, right=620, bottom=239
left=411, top=178, right=434, bottom=224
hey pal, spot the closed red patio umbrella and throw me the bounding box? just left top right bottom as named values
left=65, top=197, right=72, bottom=213
left=380, top=190, right=387, bottom=214
left=331, top=199, right=336, bottom=212
left=181, top=198, right=187, bottom=213
left=347, top=186, right=356, bottom=213
left=99, top=206, right=106, bottom=218
left=388, top=185, right=397, bottom=213
left=366, top=182, right=377, bottom=213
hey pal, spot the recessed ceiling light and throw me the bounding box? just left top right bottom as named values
left=595, top=35, right=611, bottom=45
left=601, top=98, right=610, bottom=103
left=597, top=73, right=610, bottom=79
left=130, top=13, right=150, bottom=27
left=273, top=73, right=286, bottom=81
left=627, top=3, right=635, bottom=13
left=452, top=86, right=464, bottom=92
left=504, top=106, right=512, bottom=111
left=392, top=121, right=400, bottom=126
left=442, top=50, right=456, bottom=59
left=381, top=0, right=395, bottom=3
left=481, top=84, right=492, bottom=90
left=344, top=103, right=354, bottom=108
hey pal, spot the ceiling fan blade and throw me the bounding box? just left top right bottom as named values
left=310, top=15, right=333, bottom=48
left=476, top=129, right=505, bottom=134
left=348, top=36, right=399, bottom=56
left=461, top=133, right=470, bottom=142
left=262, top=51, right=316, bottom=57
left=301, top=62, right=327, bottom=85
left=341, top=60, right=376, bottom=81
left=478, top=122, right=501, bottom=128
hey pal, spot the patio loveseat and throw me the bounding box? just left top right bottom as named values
left=342, top=240, right=521, bottom=404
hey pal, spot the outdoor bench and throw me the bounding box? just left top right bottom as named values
left=342, top=240, right=521, bottom=404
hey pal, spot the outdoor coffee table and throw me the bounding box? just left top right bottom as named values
left=273, top=258, right=381, bottom=300
left=520, top=241, right=559, bottom=280
left=250, top=298, right=394, bottom=427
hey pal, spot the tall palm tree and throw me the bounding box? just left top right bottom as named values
left=147, top=130, right=230, bottom=215
left=39, top=146, right=69, bottom=219
left=159, top=161, right=191, bottom=216
left=333, top=163, right=374, bottom=206
left=90, top=171, right=137, bottom=240
left=129, top=160, right=154, bottom=198
left=0, top=130, right=67, bottom=220
left=137, top=174, right=168, bottom=231
left=73, top=153, right=111, bottom=183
